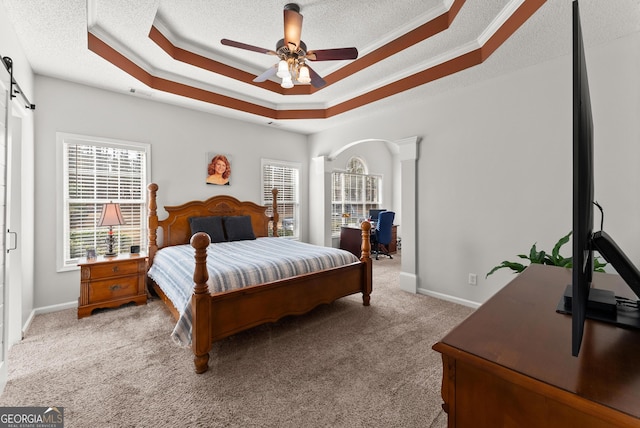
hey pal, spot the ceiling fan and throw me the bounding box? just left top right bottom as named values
left=221, top=3, right=358, bottom=89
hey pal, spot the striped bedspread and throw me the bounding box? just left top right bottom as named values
left=147, top=237, right=360, bottom=346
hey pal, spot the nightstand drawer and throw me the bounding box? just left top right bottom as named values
left=87, top=259, right=142, bottom=279
left=88, top=276, right=139, bottom=304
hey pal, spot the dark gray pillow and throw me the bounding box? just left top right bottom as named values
left=188, top=216, right=226, bottom=243
left=223, top=216, right=256, bottom=241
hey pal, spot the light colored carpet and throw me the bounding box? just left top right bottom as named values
left=0, top=254, right=473, bottom=427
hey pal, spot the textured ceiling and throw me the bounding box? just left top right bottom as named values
left=2, top=0, right=640, bottom=134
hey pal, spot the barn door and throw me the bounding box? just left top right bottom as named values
left=0, top=61, right=10, bottom=392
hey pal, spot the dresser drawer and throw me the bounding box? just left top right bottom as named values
left=86, top=259, right=143, bottom=279
left=88, top=275, right=140, bottom=304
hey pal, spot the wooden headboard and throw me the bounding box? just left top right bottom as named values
left=147, top=183, right=279, bottom=265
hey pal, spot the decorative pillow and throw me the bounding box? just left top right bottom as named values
left=188, top=216, right=226, bottom=243
left=223, top=215, right=256, bottom=241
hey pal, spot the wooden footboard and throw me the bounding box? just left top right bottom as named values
left=147, top=183, right=373, bottom=374
left=190, top=227, right=372, bottom=373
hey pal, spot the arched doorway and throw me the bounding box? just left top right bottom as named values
left=311, top=136, right=420, bottom=293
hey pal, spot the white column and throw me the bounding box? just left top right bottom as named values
left=396, top=136, right=420, bottom=293
left=310, top=156, right=331, bottom=247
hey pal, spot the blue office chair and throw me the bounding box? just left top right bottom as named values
left=371, top=211, right=395, bottom=260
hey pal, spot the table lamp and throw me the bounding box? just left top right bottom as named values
left=98, top=202, right=125, bottom=257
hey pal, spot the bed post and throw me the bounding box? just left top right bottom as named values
left=360, top=221, right=373, bottom=306
left=191, top=232, right=211, bottom=374
left=271, top=187, right=279, bottom=237
left=148, top=183, right=159, bottom=266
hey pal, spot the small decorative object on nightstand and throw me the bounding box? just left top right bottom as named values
left=98, top=202, right=125, bottom=257
left=77, top=254, right=147, bottom=319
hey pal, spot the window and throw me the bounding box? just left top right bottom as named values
left=331, top=157, right=382, bottom=236
left=57, top=133, right=150, bottom=270
left=262, top=159, right=300, bottom=239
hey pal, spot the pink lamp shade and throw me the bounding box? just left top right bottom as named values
left=98, top=203, right=125, bottom=227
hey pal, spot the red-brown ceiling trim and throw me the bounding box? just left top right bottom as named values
left=87, top=0, right=546, bottom=122
left=327, top=0, right=548, bottom=118
left=148, top=26, right=300, bottom=95
left=149, top=0, right=467, bottom=95
left=325, top=0, right=466, bottom=87
left=88, top=32, right=327, bottom=119
left=88, top=32, right=154, bottom=88
left=482, top=0, right=547, bottom=60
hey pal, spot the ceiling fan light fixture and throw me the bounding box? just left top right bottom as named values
left=297, top=65, right=311, bottom=84
left=281, top=75, right=294, bottom=89
left=276, top=60, right=291, bottom=78
left=221, top=3, right=358, bottom=89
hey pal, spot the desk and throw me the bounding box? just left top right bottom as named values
left=340, top=225, right=397, bottom=258
left=432, top=264, right=640, bottom=427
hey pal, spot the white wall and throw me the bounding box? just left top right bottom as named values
left=310, top=32, right=640, bottom=306
left=34, top=77, right=309, bottom=308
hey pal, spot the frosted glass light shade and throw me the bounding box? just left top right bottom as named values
left=276, top=60, right=290, bottom=78
left=280, top=75, right=294, bottom=89
left=297, top=65, right=311, bottom=84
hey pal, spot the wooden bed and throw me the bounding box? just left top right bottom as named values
left=147, top=183, right=373, bottom=374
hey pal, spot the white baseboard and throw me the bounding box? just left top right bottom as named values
left=417, top=288, right=481, bottom=309
left=22, top=301, right=77, bottom=336
left=399, top=271, right=417, bottom=293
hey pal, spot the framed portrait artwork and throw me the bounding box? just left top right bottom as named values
left=206, top=153, right=232, bottom=186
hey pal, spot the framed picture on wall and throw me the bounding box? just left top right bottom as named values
left=206, top=153, right=232, bottom=186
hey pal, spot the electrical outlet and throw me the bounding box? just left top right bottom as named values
left=468, top=273, right=477, bottom=286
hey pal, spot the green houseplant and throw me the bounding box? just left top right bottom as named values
left=486, top=231, right=607, bottom=278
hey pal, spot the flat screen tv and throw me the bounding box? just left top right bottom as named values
left=562, top=0, right=640, bottom=357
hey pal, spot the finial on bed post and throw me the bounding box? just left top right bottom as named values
left=191, top=232, right=211, bottom=374
left=271, top=187, right=279, bottom=237
left=148, top=183, right=159, bottom=266
left=360, top=220, right=372, bottom=306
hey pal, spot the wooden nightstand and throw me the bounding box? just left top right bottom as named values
left=77, top=254, right=148, bottom=319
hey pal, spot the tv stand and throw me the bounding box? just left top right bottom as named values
left=557, top=284, right=640, bottom=329
left=433, top=264, right=640, bottom=427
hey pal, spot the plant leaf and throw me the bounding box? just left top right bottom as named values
left=488, top=232, right=606, bottom=279
left=594, top=256, right=608, bottom=271
left=552, top=231, right=572, bottom=261
left=532, top=249, right=546, bottom=264
left=486, top=261, right=527, bottom=278
left=557, top=258, right=573, bottom=268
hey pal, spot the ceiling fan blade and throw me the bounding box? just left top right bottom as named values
left=253, top=65, right=278, bottom=83
left=306, top=65, right=326, bottom=88
left=283, top=5, right=303, bottom=50
left=307, top=47, right=359, bottom=61
left=221, top=39, right=276, bottom=55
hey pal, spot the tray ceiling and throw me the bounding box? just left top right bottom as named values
left=2, top=0, right=639, bottom=134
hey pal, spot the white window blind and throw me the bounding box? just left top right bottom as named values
left=262, top=159, right=300, bottom=238
left=58, top=133, right=150, bottom=270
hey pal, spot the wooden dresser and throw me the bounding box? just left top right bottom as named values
left=78, top=254, right=148, bottom=319
left=433, top=264, right=640, bottom=427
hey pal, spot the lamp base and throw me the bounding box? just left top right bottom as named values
left=105, top=229, right=117, bottom=257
